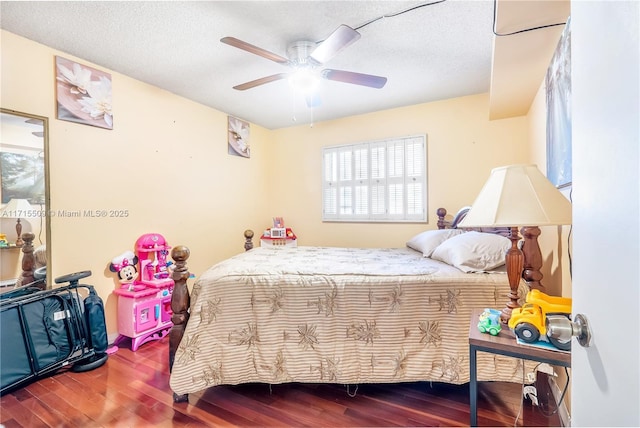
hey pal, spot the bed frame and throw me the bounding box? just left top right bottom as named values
left=167, top=207, right=544, bottom=402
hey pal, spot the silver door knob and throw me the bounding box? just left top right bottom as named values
left=546, top=313, right=592, bottom=348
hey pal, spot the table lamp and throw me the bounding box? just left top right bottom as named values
left=0, top=198, right=34, bottom=247
left=458, top=165, right=572, bottom=323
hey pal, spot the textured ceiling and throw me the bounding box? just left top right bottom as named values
left=0, top=1, right=568, bottom=129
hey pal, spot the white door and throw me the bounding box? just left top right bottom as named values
left=570, top=1, right=639, bottom=426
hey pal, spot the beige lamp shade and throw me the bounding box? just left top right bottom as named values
left=458, top=164, right=572, bottom=228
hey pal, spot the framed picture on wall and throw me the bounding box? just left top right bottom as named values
left=546, top=19, right=572, bottom=189
left=228, top=116, right=250, bottom=158
left=55, top=56, right=113, bottom=130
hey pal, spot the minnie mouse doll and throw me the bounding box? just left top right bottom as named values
left=109, top=251, right=139, bottom=291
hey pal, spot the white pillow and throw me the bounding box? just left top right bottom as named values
left=406, top=229, right=466, bottom=257
left=431, top=231, right=511, bottom=273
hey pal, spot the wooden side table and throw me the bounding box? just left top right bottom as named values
left=469, top=308, right=571, bottom=426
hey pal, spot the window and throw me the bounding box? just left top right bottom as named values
left=322, top=135, right=427, bottom=222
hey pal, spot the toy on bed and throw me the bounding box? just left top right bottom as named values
left=110, top=233, right=174, bottom=351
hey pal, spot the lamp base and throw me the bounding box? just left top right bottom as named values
left=501, top=227, right=524, bottom=323
left=15, top=218, right=24, bottom=247
left=500, top=291, right=521, bottom=323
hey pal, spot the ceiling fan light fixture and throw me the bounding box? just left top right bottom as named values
left=287, top=41, right=317, bottom=66
left=222, top=24, right=387, bottom=94
left=288, top=68, right=320, bottom=94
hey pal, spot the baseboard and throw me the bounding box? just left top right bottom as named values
left=108, top=332, right=120, bottom=345
left=548, top=376, right=571, bottom=427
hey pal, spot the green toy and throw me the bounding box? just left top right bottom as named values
left=477, top=308, right=501, bottom=336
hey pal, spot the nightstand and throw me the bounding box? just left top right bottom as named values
left=468, top=308, right=571, bottom=426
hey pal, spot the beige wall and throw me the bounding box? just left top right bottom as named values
left=0, top=34, right=51, bottom=281
left=2, top=30, right=272, bottom=334
left=270, top=94, right=530, bottom=248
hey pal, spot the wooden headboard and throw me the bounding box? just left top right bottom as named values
left=436, top=206, right=543, bottom=291
left=436, top=206, right=511, bottom=237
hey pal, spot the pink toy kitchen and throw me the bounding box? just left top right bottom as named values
left=110, top=233, right=174, bottom=351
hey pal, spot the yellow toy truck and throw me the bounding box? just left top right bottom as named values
left=508, top=289, right=572, bottom=351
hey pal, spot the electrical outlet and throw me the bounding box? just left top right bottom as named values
left=527, top=372, right=536, bottom=383
left=523, top=385, right=539, bottom=406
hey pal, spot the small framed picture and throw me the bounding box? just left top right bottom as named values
left=228, top=116, right=250, bottom=158
left=55, top=56, right=113, bottom=129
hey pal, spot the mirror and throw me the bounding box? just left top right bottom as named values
left=0, top=108, right=51, bottom=289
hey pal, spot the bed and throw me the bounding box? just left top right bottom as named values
left=167, top=207, right=534, bottom=402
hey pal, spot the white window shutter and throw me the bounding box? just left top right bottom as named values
left=322, top=135, right=427, bottom=222
left=322, top=149, right=338, bottom=219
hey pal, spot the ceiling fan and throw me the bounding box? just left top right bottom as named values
left=221, top=25, right=388, bottom=95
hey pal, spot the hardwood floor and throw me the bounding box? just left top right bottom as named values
left=1, top=336, right=560, bottom=427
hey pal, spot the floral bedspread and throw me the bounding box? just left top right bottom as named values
left=169, top=246, right=528, bottom=396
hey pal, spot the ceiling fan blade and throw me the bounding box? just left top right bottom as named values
left=221, top=37, right=289, bottom=65
left=322, top=69, right=387, bottom=89
left=310, top=25, right=361, bottom=65
left=233, top=73, right=289, bottom=91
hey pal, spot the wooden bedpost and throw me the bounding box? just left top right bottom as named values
left=170, top=245, right=191, bottom=403
left=244, top=229, right=254, bottom=251
left=436, top=208, right=448, bottom=229
left=18, top=232, right=37, bottom=288
left=520, top=226, right=545, bottom=291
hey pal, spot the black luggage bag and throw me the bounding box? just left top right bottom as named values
left=0, top=270, right=108, bottom=395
